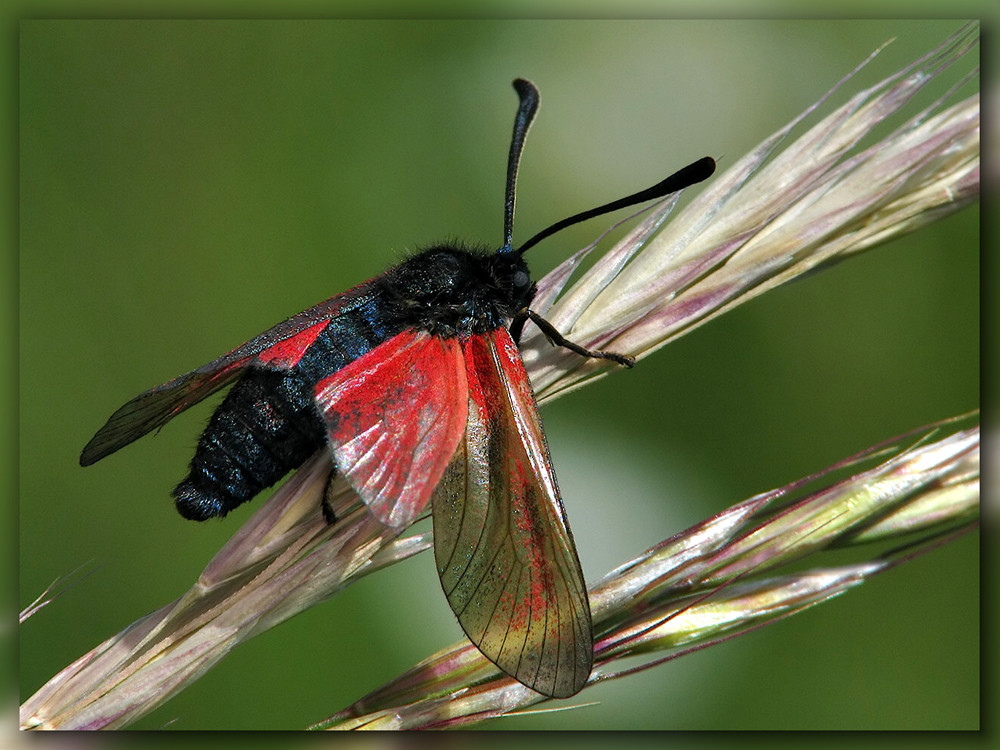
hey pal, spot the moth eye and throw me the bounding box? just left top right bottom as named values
left=512, top=270, right=530, bottom=289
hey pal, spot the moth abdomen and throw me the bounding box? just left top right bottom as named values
left=173, top=368, right=327, bottom=520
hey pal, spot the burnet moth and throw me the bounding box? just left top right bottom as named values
left=80, top=79, right=715, bottom=698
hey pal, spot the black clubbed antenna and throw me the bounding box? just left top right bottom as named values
left=516, top=155, right=716, bottom=256
left=500, top=78, right=716, bottom=256
left=501, top=78, right=540, bottom=254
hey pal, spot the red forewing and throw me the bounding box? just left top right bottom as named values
left=79, top=292, right=364, bottom=466
left=432, top=328, right=593, bottom=698
left=314, top=329, right=469, bottom=529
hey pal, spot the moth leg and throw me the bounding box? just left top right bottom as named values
left=320, top=471, right=338, bottom=525
left=513, top=308, right=635, bottom=368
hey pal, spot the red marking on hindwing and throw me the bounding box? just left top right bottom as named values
left=256, top=319, right=329, bottom=367
left=461, top=334, right=490, bottom=417
left=315, top=329, right=468, bottom=528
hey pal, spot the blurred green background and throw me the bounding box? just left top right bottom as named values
left=19, top=20, right=978, bottom=729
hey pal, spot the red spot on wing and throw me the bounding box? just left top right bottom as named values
left=256, top=319, right=329, bottom=367
left=315, top=329, right=468, bottom=528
